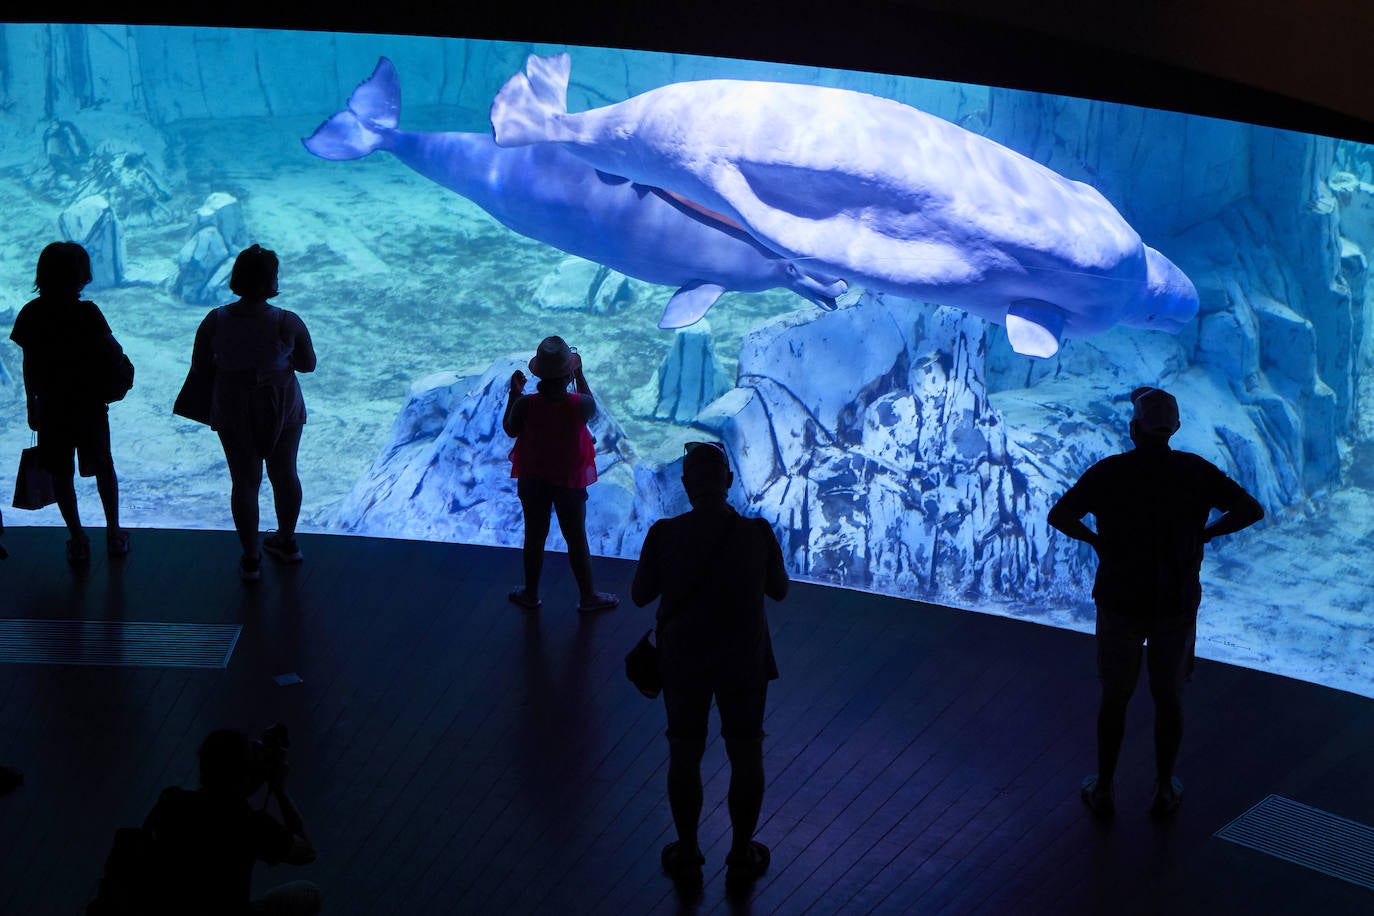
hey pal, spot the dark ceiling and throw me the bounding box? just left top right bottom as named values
left=16, top=0, right=1374, bottom=145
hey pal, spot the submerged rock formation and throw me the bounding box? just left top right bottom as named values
left=334, top=359, right=681, bottom=557
left=58, top=195, right=124, bottom=288
left=629, top=321, right=730, bottom=424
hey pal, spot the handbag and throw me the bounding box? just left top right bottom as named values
left=625, top=629, right=662, bottom=699
left=13, top=439, right=56, bottom=510
left=625, top=511, right=745, bottom=699
left=173, top=366, right=215, bottom=426
left=173, top=308, right=232, bottom=426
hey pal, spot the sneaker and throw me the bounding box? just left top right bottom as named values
left=724, top=840, right=770, bottom=895
left=106, top=529, right=131, bottom=558
left=1080, top=774, right=1115, bottom=819
left=508, top=588, right=542, bottom=611
left=576, top=592, right=620, bottom=613
left=66, top=537, right=91, bottom=567
left=262, top=533, right=302, bottom=563
left=239, top=554, right=262, bottom=582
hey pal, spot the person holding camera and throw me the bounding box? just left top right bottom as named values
left=503, top=335, right=618, bottom=613
left=143, top=727, right=319, bottom=914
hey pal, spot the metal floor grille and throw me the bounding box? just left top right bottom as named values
left=0, top=620, right=241, bottom=669
left=1216, top=794, right=1374, bottom=890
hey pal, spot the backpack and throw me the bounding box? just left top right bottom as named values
left=86, top=825, right=168, bottom=915
left=98, top=333, right=135, bottom=404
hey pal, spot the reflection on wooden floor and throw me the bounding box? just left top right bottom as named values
left=1, top=527, right=1372, bottom=914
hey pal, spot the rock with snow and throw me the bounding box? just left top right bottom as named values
left=334, top=358, right=676, bottom=557
left=629, top=321, right=731, bottom=423
left=58, top=195, right=125, bottom=289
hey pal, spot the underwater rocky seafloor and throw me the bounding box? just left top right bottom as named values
left=3, top=26, right=1374, bottom=698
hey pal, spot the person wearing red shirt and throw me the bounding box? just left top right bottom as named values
left=503, top=336, right=618, bottom=613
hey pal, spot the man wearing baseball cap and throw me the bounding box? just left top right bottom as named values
left=1048, top=386, right=1264, bottom=818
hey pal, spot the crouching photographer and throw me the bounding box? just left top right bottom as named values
left=93, top=725, right=319, bottom=915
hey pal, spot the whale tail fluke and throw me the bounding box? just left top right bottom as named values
left=491, top=53, right=576, bottom=148
left=302, top=57, right=400, bottom=161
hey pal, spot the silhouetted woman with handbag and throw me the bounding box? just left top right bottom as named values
left=187, top=244, right=315, bottom=581
left=8, top=242, right=131, bottom=565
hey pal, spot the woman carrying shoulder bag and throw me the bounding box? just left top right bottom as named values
left=186, top=244, right=316, bottom=581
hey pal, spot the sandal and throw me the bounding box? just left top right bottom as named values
left=106, top=529, right=131, bottom=558
left=508, top=589, right=541, bottom=611
left=1080, top=774, right=1115, bottom=819
left=576, top=592, right=620, bottom=614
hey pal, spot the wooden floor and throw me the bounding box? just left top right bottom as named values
left=1, top=526, right=1372, bottom=915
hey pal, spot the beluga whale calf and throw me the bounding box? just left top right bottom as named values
left=302, top=58, right=847, bottom=328
left=490, top=54, right=1199, bottom=358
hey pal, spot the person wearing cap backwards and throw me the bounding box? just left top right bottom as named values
left=632, top=441, right=789, bottom=896
left=504, top=336, right=618, bottom=612
left=1048, top=387, right=1264, bottom=818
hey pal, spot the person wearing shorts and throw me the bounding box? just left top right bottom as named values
left=9, top=242, right=130, bottom=565
left=632, top=441, right=788, bottom=895
left=1049, top=386, right=1264, bottom=818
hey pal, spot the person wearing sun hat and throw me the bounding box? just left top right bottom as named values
left=503, top=336, right=618, bottom=613
left=1048, top=386, right=1264, bottom=820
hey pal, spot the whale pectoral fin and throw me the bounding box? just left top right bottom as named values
left=1005, top=298, right=1066, bottom=358
left=595, top=169, right=631, bottom=185
left=660, top=282, right=727, bottom=329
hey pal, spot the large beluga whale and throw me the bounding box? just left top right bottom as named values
left=491, top=54, right=1199, bottom=358
left=302, top=58, right=846, bottom=328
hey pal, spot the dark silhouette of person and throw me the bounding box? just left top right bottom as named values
left=631, top=441, right=788, bottom=894
left=143, top=728, right=319, bottom=914
left=0, top=509, right=16, bottom=795
left=9, top=241, right=130, bottom=565
left=1048, top=386, right=1264, bottom=818
left=189, top=244, right=316, bottom=581
left=503, top=336, right=618, bottom=612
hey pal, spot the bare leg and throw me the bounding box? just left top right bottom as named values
left=264, top=425, right=304, bottom=539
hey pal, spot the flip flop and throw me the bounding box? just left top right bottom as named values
left=508, top=589, right=542, bottom=611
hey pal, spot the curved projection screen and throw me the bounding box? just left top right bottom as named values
left=2, top=23, right=1373, bottom=697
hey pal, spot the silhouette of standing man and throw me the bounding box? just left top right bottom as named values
left=1048, top=387, right=1264, bottom=818
left=632, top=441, right=788, bottom=895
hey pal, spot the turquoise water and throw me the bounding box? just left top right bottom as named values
left=2, top=23, right=1373, bottom=697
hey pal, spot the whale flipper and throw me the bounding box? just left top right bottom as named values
left=1005, top=298, right=1066, bottom=358
left=302, top=58, right=400, bottom=161
left=659, top=282, right=727, bottom=329
left=491, top=54, right=577, bottom=148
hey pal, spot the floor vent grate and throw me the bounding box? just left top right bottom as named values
left=1215, top=794, right=1374, bottom=890
left=0, top=619, right=241, bottom=669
